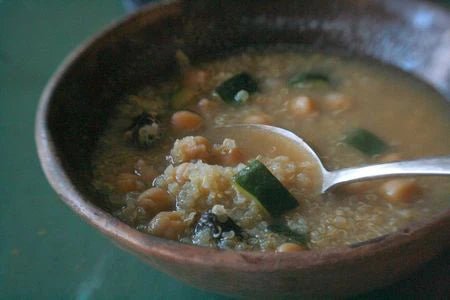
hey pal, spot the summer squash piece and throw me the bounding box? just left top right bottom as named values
left=215, top=72, right=258, bottom=104
left=234, top=160, right=299, bottom=217
left=288, top=71, right=331, bottom=88
left=344, top=128, right=388, bottom=156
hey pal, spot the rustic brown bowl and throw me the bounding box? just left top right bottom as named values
left=36, top=0, right=450, bottom=298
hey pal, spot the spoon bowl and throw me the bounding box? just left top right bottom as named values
left=213, top=124, right=450, bottom=193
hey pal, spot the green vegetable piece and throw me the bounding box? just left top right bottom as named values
left=344, top=128, right=388, bottom=156
left=268, top=222, right=309, bottom=246
left=288, top=72, right=331, bottom=88
left=169, top=88, right=198, bottom=110
left=215, top=72, right=258, bottom=104
left=234, top=160, right=299, bottom=217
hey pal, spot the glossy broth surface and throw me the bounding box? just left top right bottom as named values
left=92, top=50, right=450, bottom=250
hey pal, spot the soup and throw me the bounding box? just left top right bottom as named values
left=92, top=49, right=450, bottom=251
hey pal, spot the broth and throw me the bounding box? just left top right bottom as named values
left=92, top=49, right=450, bottom=251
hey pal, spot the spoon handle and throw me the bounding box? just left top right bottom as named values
left=322, top=156, right=450, bottom=192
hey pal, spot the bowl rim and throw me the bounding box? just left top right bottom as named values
left=35, top=0, right=450, bottom=272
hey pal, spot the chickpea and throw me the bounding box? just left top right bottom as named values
left=324, top=93, right=351, bottom=112
left=276, top=243, right=306, bottom=253
left=136, top=187, right=172, bottom=218
left=218, top=148, right=246, bottom=166
left=116, top=173, right=145, bottom=193
left=134, top=159, right=158, bottom=183
left=175, top=162, right=190, bottom=183
left=170, top=136, right=212, bottom=164
left=183, top=69, right=208, bottom=89
left=289, top=96, right=318, bottom=117
left=380, top=179, right=421, bottom=203
left=243, top=113, right=273, bottom=125
left=212, top=138, right=246, bottom=166
left=171, top=111, right=203, bottom=132
left=149, top=211, right=188, bottom=240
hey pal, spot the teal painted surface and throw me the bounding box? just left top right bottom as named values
left=0, top=1, right=227, bottom=299
left=0, top=1, right=448, bottom=299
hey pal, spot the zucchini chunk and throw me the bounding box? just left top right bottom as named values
left=344, top=128, right=388, bottom=156
left=215, top=72, right=258, bottom=104
left=288, top=71, right=331, bottom=88
left=234, top=160, right=299, bottom=217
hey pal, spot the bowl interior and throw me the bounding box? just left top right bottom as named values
left=42, top=0, right=450, bottom=210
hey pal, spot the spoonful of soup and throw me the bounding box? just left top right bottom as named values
left=210, top=124, right=450, bottom=193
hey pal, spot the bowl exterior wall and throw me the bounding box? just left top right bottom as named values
left=112, top=215, right=450, bottom=297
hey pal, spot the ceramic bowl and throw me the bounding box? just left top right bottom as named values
left=36, top=1, right=450, bottom=297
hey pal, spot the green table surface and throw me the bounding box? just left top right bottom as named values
left=1, top=1, right=449, bottom=299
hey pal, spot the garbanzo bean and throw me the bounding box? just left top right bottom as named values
left=289, top=96, right=318, bottom=117
left=170, top=136, right=212, bottom=164
left=183, top=69, right=208, bottom=89
left=380, top=179, right=421, bottom=203
left=243, top=113, right=273, bottom=125
left=324, top=93, right=351, bottom=112
left=218, top=148, right=245, bottom=166
left=213, top=138, right=246, bottom=166
left=136, top=187, right=172, bottom=218
left=175, top=162, right=190, bottom=183
left=116, top=173, right=145, bottom=193
left=276, top=243, right=306, bottom=252
left=149, top=211, right=188, bottom=240
left=171, top=110, right=203, bottom=131
left=134, top=159, right=158, bottom=183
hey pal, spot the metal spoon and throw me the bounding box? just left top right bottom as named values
left=213, top=124, right=450, bottom=193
